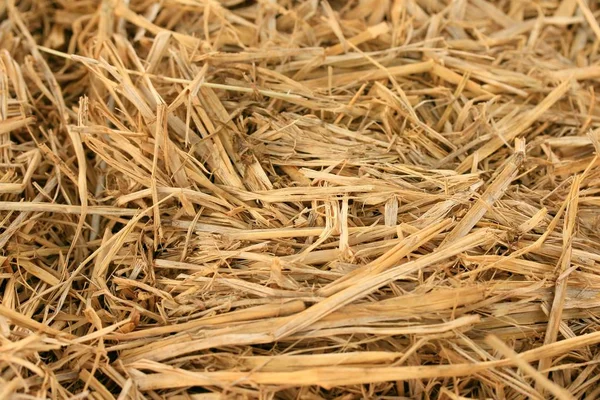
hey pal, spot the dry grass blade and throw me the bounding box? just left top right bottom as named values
left=486, top=335, right=575, bottom=400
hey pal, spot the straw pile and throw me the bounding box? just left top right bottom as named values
left=1, top=0, right=600, bottom=398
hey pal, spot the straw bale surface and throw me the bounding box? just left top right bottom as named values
left=1, top=0, right=600, bottom=398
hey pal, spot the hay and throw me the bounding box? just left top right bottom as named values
left=1, top=0, right=600, bottom=398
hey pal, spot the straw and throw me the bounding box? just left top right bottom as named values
left=1, top=0, right=600, bottom=398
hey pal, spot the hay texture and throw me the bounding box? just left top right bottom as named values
left=1, top=0, right=600, bottom=398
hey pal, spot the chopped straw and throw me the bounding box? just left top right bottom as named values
left=1, top=0, right=600, bottom=398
